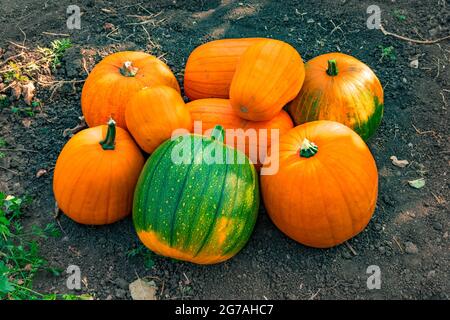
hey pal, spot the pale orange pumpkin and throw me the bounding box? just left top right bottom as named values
left=261, top=120, right=378, bottom=248
left=188, top=98, right=293, bottom=168
left=230, top=39, right=305, bottom=121
left=125, top=85, right=192, bottom=153
left=184, top=38, right=263, bottom=100
left=53, top=119, right=144, bottom=225
left=81, top=51, right=180, bottom=130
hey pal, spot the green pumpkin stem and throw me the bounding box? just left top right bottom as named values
left=120, top=61, right=138, bottom=77
left=100, top=118, right=116, bottom=150
left=299, top=138, right=318, bottom=158
left=326, top=59, right=338, bottom=76
left=210, top=125, right=225, bottom=143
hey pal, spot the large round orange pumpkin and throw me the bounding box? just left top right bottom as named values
left=53, top=119, right=144, bottom=225
left=288, top=52, right=384, bottom=140
left=188, top=98, right=293, bottom=167
left=230, top=39, right=305, bottom=121
left=184, top=38, right=263, bottom=100
left=125, top=85, right=192, bottom=154
left=261, top=121, right=378, bottom=248
left=81, top=51, right=180, bottom=130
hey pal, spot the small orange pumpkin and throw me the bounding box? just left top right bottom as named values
left=230, top=39, right=305, bottom=121
left=261, top=120, right=378, bottom=248
left=184, top=38, right=263, bottom=100
left=188, top=98, right=293, bottom=168
left=53, top=119, right=144, bottom=225
left=125, top=85, right=192, bottom=153
left=288, top=52, right=384, bottom=140
left=81, top=51, right=180, bottom=130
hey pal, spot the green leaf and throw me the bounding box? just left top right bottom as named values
left=408, top=178, right=425, bottom=189
left=0, top=275, right=14, bottom=295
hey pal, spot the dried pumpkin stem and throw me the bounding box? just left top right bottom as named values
left=120, top=61, right=138, bottom=77
left=299, top=138, right=318, bottom=158
left=100, top=118, right=116, bottom=150
left=326, top=59, right=338, bottom=76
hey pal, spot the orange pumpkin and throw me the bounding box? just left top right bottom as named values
left=188, top=98, right=293, bottom=167
left=53, top=119, right=144, bottom=225
left=288, top=52, right=384, bottom=140
left=184, top=38, right=263, bottom=100
left=81, top=51, right=180, bottom=130
left=230, top=39, right=305, bottom=121
left=261, top=121, right=378, bottom=248
left=125, top=85, right=192, bottom=153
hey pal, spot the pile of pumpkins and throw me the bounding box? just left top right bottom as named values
left=53, top=38, right=383, bottom=264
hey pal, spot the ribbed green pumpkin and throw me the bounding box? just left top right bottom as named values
left=133, top=126, right=259, bottom=264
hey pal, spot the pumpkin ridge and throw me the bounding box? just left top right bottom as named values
left=168, top=158, right=196, bottom=247
left=223, top=165, right=258, bottom=255
left=193, top=161, right=229, bottom=257
left=135, top=141, right=173, bottom=231
left=182, top=160, right=214, bottom=251
left=317, top=158, right=357, bottom=237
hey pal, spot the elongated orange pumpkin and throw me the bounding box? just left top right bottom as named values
left=230, top=39, right=305, bottom=121
left=184, top=38, right=263, bottom=100
left=188, top=98, right=293, bottom=167
left=261, top=121, right=378, bottom=248
left=288, top=52, right=384, bottom=140
left=125, top=85, right=192, bottom=153
left=81, top=51, right=180, bottom=130
left=53, top=119, right=144, bottom=225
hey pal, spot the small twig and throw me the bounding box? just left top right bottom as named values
left=6, top=41, right=27, bottom=49
left=42, top=31, right=70, bottom=37
left=0, top=148, right=38, bottom=153
left=392, top=236, right=404, bottom=253
left=344, top=241, right=357, bottom=256
left=440, top=91, right=448, bottom=110
left=54, top=202, right=61, bottom=219
left=0, top=52, right=25, bottom=67
left=380, top=24, right=450, bottom=44
left=329, top=20, right=345, bottom=37
left=309, top=288, right=321, bottom=300
left=82, top=57, right=89, bottom=75
left=434, top=58, right=440, bottom=79
left=412, top=123, right=435, bottom=135
left=0, top=166, right=19, bottom=175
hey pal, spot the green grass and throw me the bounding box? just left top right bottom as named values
left=38, top=39, right=72, bottom=70
left=0, top=192, right=90, bottom=300
left=379, top=45, right=396, bottom=62
left=126, top=244, right=155, bottom=269
left=393, top=9, right=407, bottom=21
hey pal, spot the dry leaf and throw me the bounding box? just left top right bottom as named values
left=10, top=82, right=22, bottom=100
left=36, top=169, right=47, bottom=178
left=408, top=178, right=425, bottom=189
left=390, top=156, right=409, bottom=168
left=22, top=118, right=32, bottom=128
left=22, top=81, right=35, bottom=105
left=129, top=279, right=157, bottom=300
left=409, top=59, right=419, bottom=69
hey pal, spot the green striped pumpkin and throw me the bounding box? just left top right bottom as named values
left=133, top=126, right=259, bottom=264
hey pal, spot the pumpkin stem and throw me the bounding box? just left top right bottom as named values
left=100, top=118, right=116, bottom=150
left=120, top=61, right=138, bottom=77
left=326, top=59, right=338, bottom=76
left=210, top=125, right=225, bottom=143
left=299, top=138, right=318, bottom=158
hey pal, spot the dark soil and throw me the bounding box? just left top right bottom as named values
left=0, top=0, right=449, bottom=300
